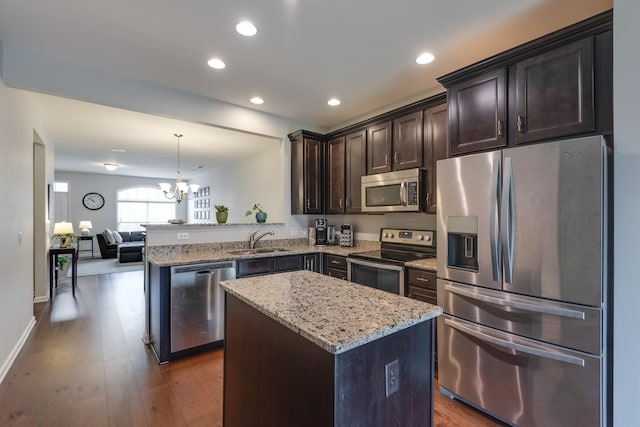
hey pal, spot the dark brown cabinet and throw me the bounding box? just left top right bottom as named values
left=406, top=267, right=437, bottom=365
left=392, top=111, right=423, bottom=170
left=448, top=69, right=507, bottom=156
left=366, top=121, right=392, bottom=175
left=323, top=254, right=347, bottom=280
left=237, top=253, right=320, bottom=278
left=511, top=37, right=594, bottom=145
left=290, top=131, right=324, bottom=214
left=326, top=136, right=346, bottom=214
left=345, top=130, right=366, bottom=213
left=423, top=103, right=448, bottom=213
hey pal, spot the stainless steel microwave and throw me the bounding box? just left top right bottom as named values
left=361, top=168, right=426, bottom=213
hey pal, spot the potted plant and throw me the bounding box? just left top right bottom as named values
left=245, top=203, right=267, bottom=223
left=214, top=204, right=229, bottom=224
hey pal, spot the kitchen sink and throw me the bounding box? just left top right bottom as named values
left=228, top=248, right=292, bottom=255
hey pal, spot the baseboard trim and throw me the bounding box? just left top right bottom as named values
left=0, top=316, right=36, bottom=385
left=33, top=295, right=48, bottom=303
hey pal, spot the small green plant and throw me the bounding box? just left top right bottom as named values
left=214, top=204, right=229, bottom=212
left=56, top=256, right=70, bottom=271
left=245, top=203, right=265, bottom=217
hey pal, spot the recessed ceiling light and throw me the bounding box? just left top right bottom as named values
left=111, top=148, right=126, bottom=153
left=207, top=58, right=226, bottom=69
left=250, top=97, right=264, bottom=105
left=104, top=163, right=118, bottom=171
left=416, top=52, right=435, bottom=65
left=328, top=98, right=341, bottom=106
left=236, top=21, right=257, bottom=37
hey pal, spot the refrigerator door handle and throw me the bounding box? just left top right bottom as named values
left=501, top=157, right=515, bottom=283
left=444, top=317, right=586, bottom=367
left=490, top=158, right=501, bottom=282
left=443, top=283, right=586, bottom=319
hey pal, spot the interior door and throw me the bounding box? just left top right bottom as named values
left=437, top=150, right=502, bottom=289
left=503, top=136, right=604, bottom=306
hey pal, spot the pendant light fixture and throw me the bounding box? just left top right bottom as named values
left=159, top=133, right=200, bottom=203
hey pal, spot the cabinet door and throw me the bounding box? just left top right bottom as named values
left=303, top=253, right=321, bottom=273
left=367, top=121, right=392, bottom=174
left=237, top=258, right=273, bottom=278
left=424, top=103, right=448, bottom=214
left=274, top=255, right=304, bottom=272
left=326, top=136, right=346, bottom=214
left=393, top=111, right=423, bottom=170
left=345, top=130, right=366, bottom=213
left=513, top=37, right=594, bottom=145
left=449, top=69, right=507, bottom=156
left=303, top=137, right=323, bottom=214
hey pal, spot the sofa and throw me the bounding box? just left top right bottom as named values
left=96, top=230, right=145, bottom=263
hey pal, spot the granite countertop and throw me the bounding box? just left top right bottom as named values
left=145, top=243, right=377, bottom=267
left=220, top=270, right=442, bottom=354
left=405, top=257, right=438, bottom=271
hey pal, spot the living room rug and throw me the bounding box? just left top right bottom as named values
left=67, top=258, right=144, bottom=277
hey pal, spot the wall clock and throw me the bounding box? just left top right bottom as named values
left=82, top=192, right=105, bottom=210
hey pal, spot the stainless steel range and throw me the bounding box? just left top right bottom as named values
left=347, top=228, right=435, bottom=296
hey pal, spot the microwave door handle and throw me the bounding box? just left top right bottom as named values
left=400, top=180, right=407, bottom=206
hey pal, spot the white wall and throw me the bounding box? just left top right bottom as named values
left=0, top=78, right=38, bottom=382
left=613, top=0, right=640, bottom=425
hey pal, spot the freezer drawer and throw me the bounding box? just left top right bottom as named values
left=438, top=279, right=601, bottom=354
left=438, top=314, right=602, bottom=427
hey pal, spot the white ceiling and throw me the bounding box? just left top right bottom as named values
left=0, top=0, right=612, bottom=178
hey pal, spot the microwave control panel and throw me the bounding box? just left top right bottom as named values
left=407, top=182, right=418, bottom=205
left=380, top=228, right=435, bottom=247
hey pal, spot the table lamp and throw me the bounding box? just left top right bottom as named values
left=78, top=220, right=93, bottom=236
left=53, top=222, right=74, bottom=247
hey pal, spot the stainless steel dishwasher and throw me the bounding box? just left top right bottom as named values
left=170, top=261, right=236, bottom=352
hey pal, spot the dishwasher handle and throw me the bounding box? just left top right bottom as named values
left=171, top=261, right=235, bottom=275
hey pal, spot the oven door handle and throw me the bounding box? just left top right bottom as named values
left=444, top=317, right=585, bottom=367
left=347, top=258, right=405, bottom=272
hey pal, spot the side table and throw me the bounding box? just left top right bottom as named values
left=49, top=247, right=78, bottom=298
left=76, top=235, right=95, bottom=259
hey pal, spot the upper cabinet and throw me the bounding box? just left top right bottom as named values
left=439, top=10, right=612, bottom=156
left=511, top=37, right=594, bottom=145
left=345, top=130, right=367, bottom=213
left=423, top=103, right=448, bottom=214
left=448, top=69, right=507, bottom=156
left=366, top=121, right=393, bottom=174
left=325, top=130, right=367, bottom=214
left=326, top=136, right=346, bottom=214
left=393, top=111, right=424, bottom=170
left=290, top=131, right=324, bottom=214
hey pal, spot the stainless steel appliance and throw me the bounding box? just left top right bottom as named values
left=315, top=218, right=328, bottom=246
left=339, top=224, right=353, bottom=247
left=327, top=225, right=336, bottom=245
left=347, top=228, right=435, bottom=296
left=170, top=261, right=236, bottom=352
left=437, top=136, right=609, bottom=427
left=361, top=168, right=426, bottom=213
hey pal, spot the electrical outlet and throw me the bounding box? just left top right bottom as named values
left=177, top=232, right=189, bottom=240
left=385, top=359, right=399, bottom=397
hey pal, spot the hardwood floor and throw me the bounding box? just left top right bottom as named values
left=0, top=271, right=505, bottom=427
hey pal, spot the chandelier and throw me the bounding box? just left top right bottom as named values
left=159, top=133, right=200, bottom=203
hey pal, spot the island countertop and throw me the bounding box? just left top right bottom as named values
left=220, top=270, right=442, bottom=354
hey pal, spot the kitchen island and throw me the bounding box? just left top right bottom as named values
left=220, top=270, right=442, bottom=427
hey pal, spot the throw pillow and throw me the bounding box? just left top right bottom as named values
left=104, top=229, right=116, bottom=244
left=113, top=231, right=123, bottom=244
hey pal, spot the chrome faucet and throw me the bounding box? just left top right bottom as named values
left=249, top=230, right=274, bottom=249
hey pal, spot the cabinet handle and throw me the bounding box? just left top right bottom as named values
left=331, top=260, right=341, bottom=265
left=517, top=116, right=526, bottom=133
left=339, top=199, right=343, bottom=208
left=497, top=120, right=505, bottom=137
left=385, top=154, right=389, bottom=166
left=426, top=193, right=431, bottom=206
left=394, top=152, right=399, bottom=164
left=305, top=199, right=310, bottom=209
left=346, top=198, right=351, bottom=208
left=416, top=277, right=432, bottom=283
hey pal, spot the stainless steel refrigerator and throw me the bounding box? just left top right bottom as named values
left=436, top=136, right=609, bottom=427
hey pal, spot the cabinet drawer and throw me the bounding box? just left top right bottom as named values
left=326, top=254, right=347, bottom=271
left=274, top=255, right=304, bottom=272
left=407, top=268, right=436, bottom=290
left=407, top=286, right=437, bottom=305
left=326, top=267, right=348, bottom=280
left=237, top=258, right=273, bottom=278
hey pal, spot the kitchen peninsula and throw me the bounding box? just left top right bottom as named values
left=221, top=270, right=442, bottom=427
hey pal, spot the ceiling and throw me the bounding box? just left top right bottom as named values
left=0, top=0, right=612, bottom=178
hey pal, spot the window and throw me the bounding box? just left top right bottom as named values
left=53, top=181, right=69, bottom=192
left=117, top=187, right=175, bottom=231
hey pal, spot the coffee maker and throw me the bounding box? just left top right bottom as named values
left=315, top=218, right=328, bottom=246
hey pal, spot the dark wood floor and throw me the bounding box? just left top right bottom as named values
left=0, top=271, right=505, bottom=427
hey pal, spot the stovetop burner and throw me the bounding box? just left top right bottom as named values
left=348, top=228, right=436, bottom=266
left=350, top=249, right=435, bottom=264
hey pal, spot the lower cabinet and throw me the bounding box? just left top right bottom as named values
left=237, top=253, right=320, bottom=279
left=323, top=254, right=348, bottom=280
left=406, top=268, right=437, bottom=366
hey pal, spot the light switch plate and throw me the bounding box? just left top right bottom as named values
left=385, top=359, right=399, bottom=397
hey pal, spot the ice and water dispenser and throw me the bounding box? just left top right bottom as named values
left=446, top=216, right=478, bottom=271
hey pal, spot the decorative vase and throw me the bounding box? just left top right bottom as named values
left=255, top=212, right=267, bottom=223
left=216, top=211, right=228, bottom=224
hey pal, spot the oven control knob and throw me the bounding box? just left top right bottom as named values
left=386, top=232, right=394, bottom=238
left=424, top=235, right=432, bottom=242
left=417, top=235, right=424, bottom=241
